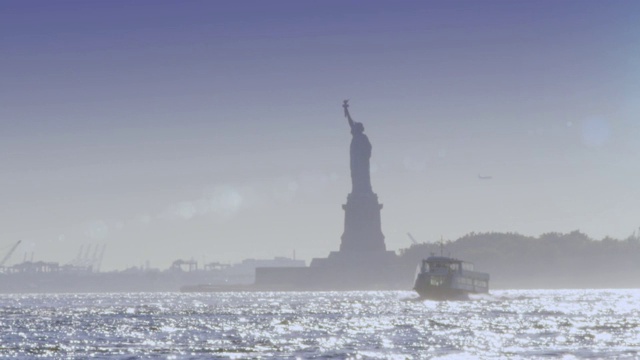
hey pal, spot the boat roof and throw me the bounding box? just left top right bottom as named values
left=424, top=256, right=465, bottom=264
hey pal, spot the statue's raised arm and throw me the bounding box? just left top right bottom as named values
left=343, top=99, right=355, bottom=129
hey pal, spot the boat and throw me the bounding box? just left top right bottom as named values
left=413, top=254, right=489, bottom=300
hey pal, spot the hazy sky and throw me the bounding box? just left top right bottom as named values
left=1, top=1, right=639, bottom=270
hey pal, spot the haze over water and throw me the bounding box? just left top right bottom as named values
left=1, top=290, right=638, bottom=359
left=2, top=1, right=640, bottom=270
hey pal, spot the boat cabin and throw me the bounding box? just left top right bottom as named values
left=420, top=256, right=474, bottom=274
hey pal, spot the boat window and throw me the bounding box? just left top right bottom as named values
left=462, top=263, right=474, bottom=271
left=474, top=280, right=487, bottom=287
left=430, top=276, right=445, bottom=286
left=422, top=262, right=430, bottom=272
left=449, top=263, right=459, bottom=271
left=433, top=262, right=447, bottom=270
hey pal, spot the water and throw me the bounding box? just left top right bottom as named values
left=0, top=289, right=638, bottom=359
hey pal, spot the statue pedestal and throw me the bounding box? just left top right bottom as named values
left=339, top=191, right=386, bottom=253
left=302, top=191, right=399, bottom=289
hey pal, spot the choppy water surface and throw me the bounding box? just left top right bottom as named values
left=0, top=289, right=638, bottom=359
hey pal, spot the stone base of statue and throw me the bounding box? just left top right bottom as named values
left=339, top=191, right=386, bottom=253
left=256, top=190, right=403, bottom=290
left=288, top=190, right=400, bottom=290
left=256, top=248, right=403, bottom=290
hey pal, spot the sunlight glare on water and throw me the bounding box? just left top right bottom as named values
left=0, top=289, right=638, bottom=358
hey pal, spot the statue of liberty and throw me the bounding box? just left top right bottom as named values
left=343, top=100, right=373, bottom=194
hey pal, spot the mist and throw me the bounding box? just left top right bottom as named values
left=1, top=0, right=639, bottom=274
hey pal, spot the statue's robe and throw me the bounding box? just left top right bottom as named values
left=350, top=132, right=372, bottom=194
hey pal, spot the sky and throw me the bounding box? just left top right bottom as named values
left=1, top=1, right=639, bottom=270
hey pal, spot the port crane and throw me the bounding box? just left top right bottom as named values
left=0, top=240, right=22, bottom=268
left=407, top=233, right=418, bottom=245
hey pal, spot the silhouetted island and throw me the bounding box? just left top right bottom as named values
left=1, top=230, right=638, bottom=293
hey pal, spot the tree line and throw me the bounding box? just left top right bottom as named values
left=397, top=231, right=640, bottom=289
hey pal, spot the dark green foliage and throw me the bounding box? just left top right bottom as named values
left=398, top=231, right=640, bottom=289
